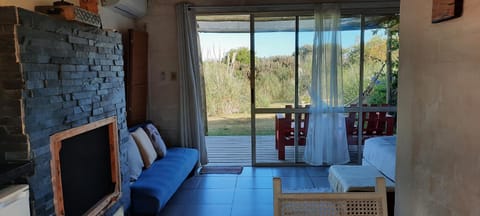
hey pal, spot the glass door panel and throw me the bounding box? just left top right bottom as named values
left=253, top=15, right=300, bottom=165
left=254, top=113, right=280, bottom=164
left=298, top=16, right=314, bottom=107
left=250, top=14, right=399, bottom=166
left=363, top=16, right=389, bottom=106
left=341, top=16, right=361, bottom=107
left=360, top=15, right=399, bottom=147
left=254, top=112, right=308, bottom=164
left=362, top=15, right=399, bottom=108
left=254, top=16, right=296, bottom=109
left=197, top=15, right=252, bottom=165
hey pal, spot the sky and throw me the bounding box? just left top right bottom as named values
left=199, top=30, right=385, bottom=61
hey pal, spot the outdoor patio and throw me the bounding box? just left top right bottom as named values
left=205, top=136, right=361, bottom=166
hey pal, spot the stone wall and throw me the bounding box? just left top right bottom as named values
left=0, top=7, right=130, bottom=216
left=0, top=7, right=28, bottom=163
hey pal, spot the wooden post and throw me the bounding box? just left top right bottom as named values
left=386, top=30, right=392, bottom=105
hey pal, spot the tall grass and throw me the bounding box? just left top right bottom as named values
left=203, top=35, right=392, bottom=117
left=203, top=60, right=250, bottom=116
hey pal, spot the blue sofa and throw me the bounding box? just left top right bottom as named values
left=129, top=123, right=199, bottom=215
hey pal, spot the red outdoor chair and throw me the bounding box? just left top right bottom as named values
left=275, top=105, right=309, bottom=160
left=345, top=104, right=395, bottom=145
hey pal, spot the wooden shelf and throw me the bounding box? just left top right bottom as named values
left=35, top=5, right=101, bottom=27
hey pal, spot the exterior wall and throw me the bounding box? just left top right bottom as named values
left=0, top=7, right=130, bottom=215
left=396, top=0, right=480, bottom=215
left=0, top=0, right=135, bottom=31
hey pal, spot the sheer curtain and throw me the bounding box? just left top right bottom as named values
left=176, top=3, right=208, bottom=165
left=304, top=4, right=350, bottom=165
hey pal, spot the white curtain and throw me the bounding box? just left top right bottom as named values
left=176, top=3, right=208, bottom=165
left=304, top=4, right=350, bottom=165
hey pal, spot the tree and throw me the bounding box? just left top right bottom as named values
left=368, top=15, right=400, bottom=105
left=223, top=47, right=251, bottom=79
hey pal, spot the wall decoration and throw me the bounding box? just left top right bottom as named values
left=432, top=0, right=463, bottom=23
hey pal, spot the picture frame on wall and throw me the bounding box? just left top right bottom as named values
left=432, top=0, right=463, bottom=23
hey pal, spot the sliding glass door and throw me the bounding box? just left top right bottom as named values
left=196, top=7, right=399, bottom=166
left=251, top=13, right=399, bottom=166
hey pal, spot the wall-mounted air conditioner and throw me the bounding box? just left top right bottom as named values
left=101, top=0, right=147, bottom=19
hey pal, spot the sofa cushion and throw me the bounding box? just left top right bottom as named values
left=127, top=134, right=144, bottom=181
left=130, top=147, right=199, bottom=215
left=143, top=123, right=168, bottom=159
left=131, top=128, right=157, bottom=168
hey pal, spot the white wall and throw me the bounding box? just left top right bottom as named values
left=0, top=0, right=135, bottom=31
left=396, top=0, right=480, bottom=215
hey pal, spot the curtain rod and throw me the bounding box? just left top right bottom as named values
left=188, top=1, right=399, bottom=14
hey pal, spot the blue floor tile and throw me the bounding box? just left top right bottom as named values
left=236, top=176, right=273, bottom=189
left=197, top=176, right=238, bottom=189
left=169, top=189, right=235, bottom=205
left=305, top=166, right=330, bottom=177
left=231, top=203, right=273, bottom=216
left=272, top=167, right=308, bottom=177
left=160, top=166, right=332, bottom=216
left=233, top=189, right=273, bottom=205
left=279, top=176, right=314, bottom=190
left=310, top=176, right=331, bottom=188
left=240, top=167, right=273, bottom=177
left=160, top=204, right=232, bottom=216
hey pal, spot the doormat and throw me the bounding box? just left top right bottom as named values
left=199, top=166, right=243, bottom=174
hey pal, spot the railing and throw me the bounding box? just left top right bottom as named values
left=274, top=104, right=395, bottom=160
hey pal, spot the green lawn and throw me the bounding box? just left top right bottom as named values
left=207, top=113, right=275, bottom=136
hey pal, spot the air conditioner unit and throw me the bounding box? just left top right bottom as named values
left=101, top=0, right=147, bottom=19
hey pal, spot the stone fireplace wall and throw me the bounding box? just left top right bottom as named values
left=0, top=7, right=28, bottom=163
left=0, top=7, right=130, bottom=215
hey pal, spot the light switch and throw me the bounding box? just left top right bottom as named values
left=160, top=71, right=166, bottom=80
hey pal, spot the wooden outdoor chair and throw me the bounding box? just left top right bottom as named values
left=275, top=105, right=309, bottom=160
left=273, top=177, right=388, bottom=216
left=345, top=104, right=395, bottom=145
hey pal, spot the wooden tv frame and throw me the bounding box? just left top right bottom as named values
left=50, top=116, right=121, bottom=216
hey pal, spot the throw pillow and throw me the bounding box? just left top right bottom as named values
left=143, top=123, right=168, bottom=159
left=126, top=134, right=144, bottom=181
left=131, top=127, right=157, bottom=168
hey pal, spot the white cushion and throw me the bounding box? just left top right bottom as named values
left=131, top=128, right=157, bottom=168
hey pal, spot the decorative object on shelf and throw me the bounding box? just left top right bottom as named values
left=53, top=0, right=73, bottom=6
left=57, top=5, right=102, bottom=27
left=35, top=0, right=101, bottom=28
left=432, top=0, right=463, bottom=23
left=80, top=0, right=99, bottom=14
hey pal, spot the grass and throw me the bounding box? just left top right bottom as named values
left=207, top=113, right=276, bottom=136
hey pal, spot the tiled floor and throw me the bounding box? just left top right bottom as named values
left=159, top=166, right=331, bottom=216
